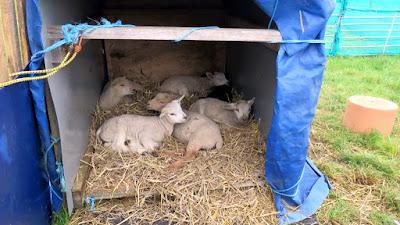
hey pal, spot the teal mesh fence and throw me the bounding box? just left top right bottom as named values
left=325, top=0, right=400, bottom=55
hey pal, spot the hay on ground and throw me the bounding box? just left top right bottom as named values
left=70, top=78, right=278, bottom=224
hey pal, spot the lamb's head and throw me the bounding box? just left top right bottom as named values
left=206, top=72, right=229, bottom=86
left=147, top=92, right=178, bottom=111
left=111, top=77, right=144, bottom=97
left=160, top=95, right=187, bottom=124
left=224, top=97, right=255, bottom=124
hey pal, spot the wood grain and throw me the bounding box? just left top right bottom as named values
left=47, top=26, right=282, bottom=43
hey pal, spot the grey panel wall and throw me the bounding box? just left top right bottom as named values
left=39, top=0, right=105, bottom=213
left=227, top=42, right=277, bottom=135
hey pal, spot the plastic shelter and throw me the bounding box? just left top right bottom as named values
left=0, top=0, right=335, bottom=224
left=325, top=0, right=400, bottom=55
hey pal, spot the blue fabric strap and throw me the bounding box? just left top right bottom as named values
left=266, top=40, right=325, bottom=44
left=85, top=197, right=96, bottom=211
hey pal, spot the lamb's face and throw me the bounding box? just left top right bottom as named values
left=147, top=93, right=176, bottom=111
left=112, top=77, right=143, bottom=96
left=206, top=72, right=229, bottom=86
left=226, top=98, right=255, bottom=124
left=160, top=96, right=187, bottom=124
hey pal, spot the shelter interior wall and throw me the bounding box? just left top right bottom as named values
left=227, top=42, right=277, bottom=135
left=39, top=0, right=106, bottom=214
left=38, top=0, right=278, bottom=211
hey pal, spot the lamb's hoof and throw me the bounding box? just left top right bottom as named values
left=166, top=165, right=179, bottom=171
left=151, top=151, right=159, bottom=157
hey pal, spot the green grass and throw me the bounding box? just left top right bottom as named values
left=325, top=199, right=359, bottom=224
left=312, top=55, right=400, bottom=224
left=51, top=207, right=70, bottom=225
left=369, top=211, right=397, bottom=225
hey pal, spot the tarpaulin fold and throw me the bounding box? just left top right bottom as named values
left=26, top=0, right=63, bottom=212
left=253, top=0, right=335, bottom=224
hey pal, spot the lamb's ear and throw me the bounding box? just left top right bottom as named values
left=177, top=95, right=185, bottom=104
left=223, top=103, right=237, bottom=111
left=248, top=97, right=256, bottom=105
left=160, top=109, right=168, bottom=117
left=112, top=80, right=119, bottom=86
left=206, top=72, right=215, bottom=80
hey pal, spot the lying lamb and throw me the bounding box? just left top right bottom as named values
left=189, top=97, right=255, bottom=127
left=147, top=93, right=223, bottom=171
left=159, top=72, right=228, bottom=96
left=96, top=96, right=187, bottom=154
left=99, top=77, right=144, bottom=110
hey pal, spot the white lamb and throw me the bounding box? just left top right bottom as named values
left=189, top=97, right=255, bottom=127
left=99, top=77, right=144, bottom=110
left=96, top=96, right=187, bottom=154
left=159, top=72, right=228, bottom=96
left=147, top=93, right=223, bottom=170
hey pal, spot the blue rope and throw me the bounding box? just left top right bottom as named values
left=268, top=0, right=279, bottom=29
left=49, top=180, right=63, bottom=201
left=267, top=165, right=305, bottom=197
left=31, top=18, right=135, bottom=61
left=266, top=40, right=325, bottom=44
left=56, top=161, right=67, bottom=192
left=44, top=135, right=64, bottom=201
left=171, top=26, right=219, bottom=42
left=85, top=197, right=96, bottom=211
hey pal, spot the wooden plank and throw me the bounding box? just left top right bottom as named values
left=105, top=40, right=226, bottom=82
left=15, top=0, right=29, bottom=66
left=0, top=6, right=8, bottom=83
left=86, top=172, right=266, bottom=201
left=228, top=16, right=280, bottom=52
left=47, top=26, right=282, bottom=43
left=72, top=145, right=94, bottom=208
left=0, top=0, right=21, bottom=82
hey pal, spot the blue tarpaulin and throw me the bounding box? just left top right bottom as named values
left=254, top=0, right=335, bottom=224
left=26, top=0, right=63, bottom=212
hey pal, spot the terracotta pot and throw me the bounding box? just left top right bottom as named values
left=343, top=95, right=398, bottom=137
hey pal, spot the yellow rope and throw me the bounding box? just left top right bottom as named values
left=0, top=51, right=77, bottom=88
left=9, top=51, right=71, bottom=77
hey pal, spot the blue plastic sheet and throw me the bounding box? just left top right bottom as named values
left=253, top=0, right=335, bottom=224
left=26, top=0, right=63, bottom=212
left=0, top=79, right=50, bottom=224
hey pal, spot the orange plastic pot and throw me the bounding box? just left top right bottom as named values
left=343, top=95, right=398, bottom=137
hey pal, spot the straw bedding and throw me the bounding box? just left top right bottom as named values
left=69, top=78, right=278, bottom=224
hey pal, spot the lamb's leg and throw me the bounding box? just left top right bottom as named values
left=111, top=131, right=130, bottom=153
left=127, top=139, right=147, bottom=154
left=139, top=135, right=159, bottom=155
left=159, top=148, right=185, bottom=157
left=166, top=143, right=199, bottom=171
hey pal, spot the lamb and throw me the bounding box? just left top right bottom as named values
left=96, top=96, right=187, bottom=154
left=159, top=72, right=228, bottom=96
left=99, top=77, right=144, bottom=110
left=147, top=93, right=223, bottom=171
left=189, top=97, right=255, bottom=127
left=146, top=92, right=179, bottom=112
